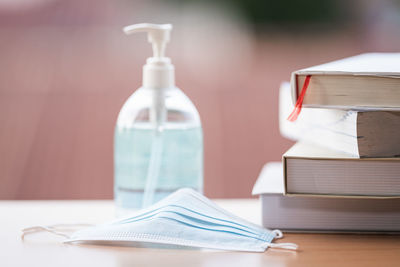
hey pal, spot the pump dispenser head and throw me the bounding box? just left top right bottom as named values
left=124, top=23, right=172, bottom=58
left=123, top=23, right=175, bottom=89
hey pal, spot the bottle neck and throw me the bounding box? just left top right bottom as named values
left=143, top=57, right=175, bottom=89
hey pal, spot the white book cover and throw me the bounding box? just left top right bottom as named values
left=295, top=53, right=400, bottom=76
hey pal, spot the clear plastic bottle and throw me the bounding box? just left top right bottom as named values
left=114, top=24, right=203, bottom=215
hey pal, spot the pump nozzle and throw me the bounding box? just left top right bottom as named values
left=123, top=23, right=172, bottom=58
left=123, top=23, right=174, bottom=88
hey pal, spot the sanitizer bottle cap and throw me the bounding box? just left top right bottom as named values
left=123, top=23, right=175, bottom=89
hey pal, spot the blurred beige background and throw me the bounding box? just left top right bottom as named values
left=1, top=0, right=400, bottom=199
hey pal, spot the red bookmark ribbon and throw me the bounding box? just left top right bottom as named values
left=287, top=75, right=311, bottom=122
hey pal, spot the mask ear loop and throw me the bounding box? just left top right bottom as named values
left=21, top=224, right=93, bottom=240
left=264, top=229, right=299, bottom=251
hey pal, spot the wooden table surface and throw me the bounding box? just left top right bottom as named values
left=1, top=199, right=399, bottom=267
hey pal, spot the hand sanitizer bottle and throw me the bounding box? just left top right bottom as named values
left=114, top=23, right=203, bottom=214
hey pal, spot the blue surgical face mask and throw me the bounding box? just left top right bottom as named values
left=21, top=189, right=297, bottom=252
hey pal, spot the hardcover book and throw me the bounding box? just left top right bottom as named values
left=291, top=53, right=400, bottom=110
left=283, top=143, right=400, bottom=197
left=279, top=82, right=400, bottom=157
left=252, top=162, right=400, bottom=232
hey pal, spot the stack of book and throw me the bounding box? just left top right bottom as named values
left=253, top=53, right=400, bottom=232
